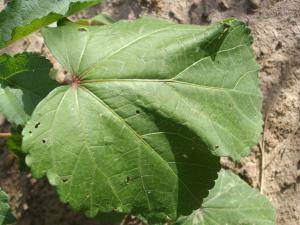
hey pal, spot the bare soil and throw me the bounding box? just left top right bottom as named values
left=0, top=0, right=299, bottom=225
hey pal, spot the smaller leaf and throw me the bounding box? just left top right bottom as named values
left=0, top=0, right=102, bottom=49
left=0, top=53, right=58, bottom=125
left=0, top=189, right=15, bottom=225
left=175, top=169, right=276, bottom=225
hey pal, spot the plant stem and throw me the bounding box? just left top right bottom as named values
left=0, top=133, right=12, bottom=138
left=258, top=112, right=269, bottom=194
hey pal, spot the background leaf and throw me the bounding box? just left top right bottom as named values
left=0, top=189, right=15, bottom=225
left=0, top=0, right=102, bottom=49
left=0, top=53, right=58, bottom=125
left=175, top=169, right=276, bottom=225
left=23, top=17, right=262, bottom=222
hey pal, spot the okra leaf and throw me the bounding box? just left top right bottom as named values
left=23, top=17, right=262, bottom=222
left=0, top=53, right=58, bottom=125
left=175, top=170, right=276, bottom=225
left=0, top=189, right=14, bottom=225
left=0, top=0, right=102, bottom=49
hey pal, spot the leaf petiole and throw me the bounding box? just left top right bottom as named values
left=0, top=133, right=12, bottom=138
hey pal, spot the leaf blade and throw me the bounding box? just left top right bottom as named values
left=24, top=84, right=220, bottom=220
left=0, top=189, right=15, bottom=225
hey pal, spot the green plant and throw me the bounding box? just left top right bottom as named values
left=0, top=2, right=275, bottom=224
left=0, top=189, right=14, bottom=225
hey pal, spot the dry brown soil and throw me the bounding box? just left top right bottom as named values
left=0, top=0, right=299, bottom=225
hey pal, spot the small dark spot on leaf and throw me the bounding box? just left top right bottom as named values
left=29, top=131, right=32, bottom=134
left=126, top=176, right=131, bottom=183
left=136, top=110, right=140, bottom=114
left=78, top=27, right=88, bottom=32
left=215, top=145, right=219, bottom=149
left=62, top=178, right=68, bottom=183
left=35, top=122, right=41, bottom=128
left=42, top=139, right=46, bottom=144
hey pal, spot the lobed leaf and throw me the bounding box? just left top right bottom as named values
left=0, top=189, right=14, bottom=225
left=22, top=17, right=262, bottom=221
left=0, top=53, right=58, bottom=125
left=175, top=169, right=276, bottom=225
left=0, top=0, right=102, bottom=49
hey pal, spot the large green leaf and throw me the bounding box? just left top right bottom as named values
left=0, top=189, right=15, bottom=225
left=0, top=53, right=58, bottom=125
left=175, top=169, right=276, bottom=225
left=0, top=0, right=102, bottom=49
left=22, top=17, right=262, bottom=221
